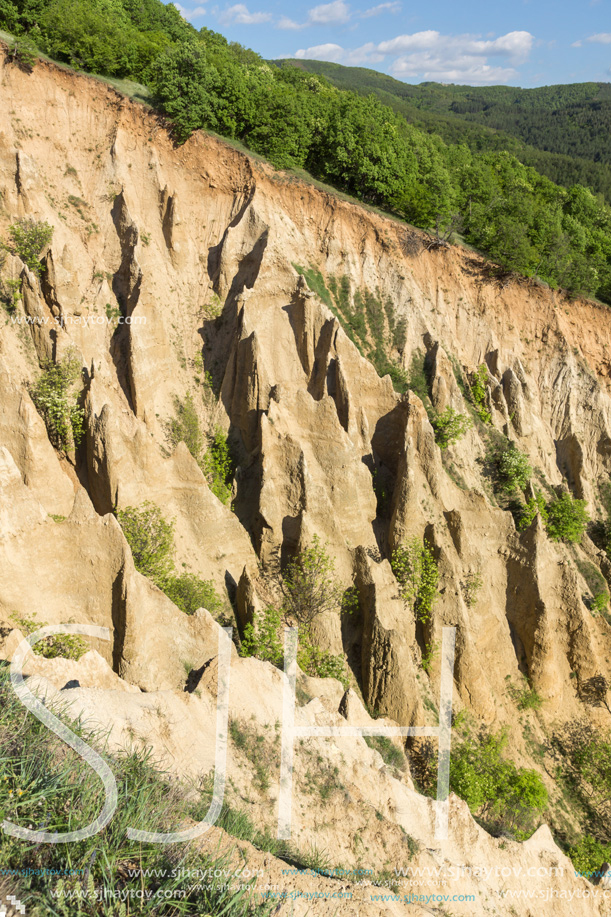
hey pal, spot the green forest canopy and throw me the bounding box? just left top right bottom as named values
left=3, top=0, right=611, bottom=303
left=283, top=59, right=611, bottom=204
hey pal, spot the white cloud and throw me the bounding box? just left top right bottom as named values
left=295, top=42, right=345, bottom=61
left=277, top=15, right=305, bottom=30
left=219, top=3, right=272, bottom=25
left=290, top=28, right=534, bottom=85
left=179, top=4, right=207, bottom=19
left=389, top=52, right=517, bottom=84
left=571, top=40, right=583, bottom=48
left=307, top=1, right=351, bottom=25
left=377, top=30, right=440, bottom=54
left=361, top=1, right=400, bottom=16
left=586, top=32, right=611, bottom=43
left=294, top=41, right=385, bottom=65
left=378, top=30, right=532, bottom=61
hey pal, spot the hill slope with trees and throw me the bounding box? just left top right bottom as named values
left=2, top=0, right=611, bottom=303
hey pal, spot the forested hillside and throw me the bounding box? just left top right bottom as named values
left=2, top=0, right=611, bottom=305
left=283, top=60, right=611, bottom=203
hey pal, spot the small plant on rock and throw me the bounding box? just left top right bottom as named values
left=420, top=640, right=440, bottom=673
left=10, top=612, right=88, bottom=661
left=517, top=491, right=548, bottom=531
left=116, top=501, right=224, bottom=617
left=201, top=426, right=233, bottom=505
left=240, top=536, right=353, bottom=686
left=545, top=492, right=589, bottom=543
left=469, top=364, right=492, bottom=424
left=5, top=219, right=53, bottom=276
left=508, top=677, right=543, bottom=711
left=281, top=534, right=345, bottom=627
left=495, top=442, right=532, bottom=494
left=589, top=592, right=610, bottom=616
left=431, top=406, right=472, bottom=449
left=391, top=537, right=439, bottom=623
left=29, top=351, right=84, bottom=455
left=461, top=570, right=483, bottom=607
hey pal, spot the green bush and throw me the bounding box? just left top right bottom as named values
left=6, top=38, right=37, bottom=71
left=240, top=605, right=284, bottom=667
left=469, top=364, right=491, bottom=424
left=116, top=502, right=175, bottom=583
left=201, top=426, right=233, bottom=505
left=166, top=391, right=204, bottom=459
left=391, top=537, right=439, bottom=622
left=240, top=605, right=350, bottom=687
left=6, top=219, right=53, bottom=276
left=281, top=534, right=346, bottom=626
left=10, top=612, right=88, bottom=661
left=407, top=350, right=430, bottom=406
left=240, top=537, right=352, bottom=686
left=449, top=727, right=548, bottom=837
left=546, top=492, right=589, bottom=543
left=495, top=443, right=532, bottom=493
left=517, top=491, right=548, bottom=531
left=29, top=352, right=84, bottom=455
left=567, top=835, right=611, bottom=877
left=553, top=721, right=611, bottom=843
left=162, top=571, right=223, bottom=616
left=508, top=677, right=544, bottom=711
left=590, top=592, right=609, bottom=616
left=420, top=640, right=440, bottom=673
left=460, top=571, right=483, bottom=607
left=116, top=501, right=224, bottom=616
left=364, top=735, right=406, bottom=771
left=166, top=395, right=233, bottom=504
left=431, top=406, right=472, bottom=449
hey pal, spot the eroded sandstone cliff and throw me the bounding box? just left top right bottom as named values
left=1, top=51, right=611, bottom=915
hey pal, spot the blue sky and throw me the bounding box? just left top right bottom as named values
left=166, top=0, right=611, bottom=87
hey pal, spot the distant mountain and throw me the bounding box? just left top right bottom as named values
left=278, top=60, right=611, bottom=202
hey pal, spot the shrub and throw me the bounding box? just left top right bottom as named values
left=116, top=501, right=224, bottom=616
left=420, top=640, right=440, bottom=673
left=364, top=735, right=406, bottom=771
left=408, top=350, right=430, bottom=406
left=508, top=678, right=544, bottom=711
left=29, top=352, right=84, bottom=455
left=10, top=612, right=88, bottom=661
left=567, top=835, right=611, bottom=877
left=469, top=364, right=491, bottom=424
left=166, top=397, right=233, bottom=504
left=6, top=38, right=37, bottom=71
left=431, top=406, right=472, bottom=449
left=460, top=570, right=483, bottom=607
left=239, top=605, right=284, bottom=668
left=590, top=592, right=609, bottom=616
left=240, top=538, right=352, bottom=686
left=162, top=571, right=223, bottom=616
left=281, top=534, right=345, bottom=626
left=201, top=426, right=233, bottom=505
left=166, top=391, right=204, bottom=460
left=546, top=492, right=589, bottom=543
left=240, top=605, right=350, bottom=687
left=6, top=219, right=53, bottom=276
left=297, top=638, right=349, bottom=688
left=116, top=502, right=175, bottom=583
left=449, top=727, right=547, bottom=837
left=495, top=443, right=532, bottom=493
left=391, top=537, right=439, bottom=622
left=517, top=491, right=548, bottom=531
left=553, top=721, right=611, bottom=841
